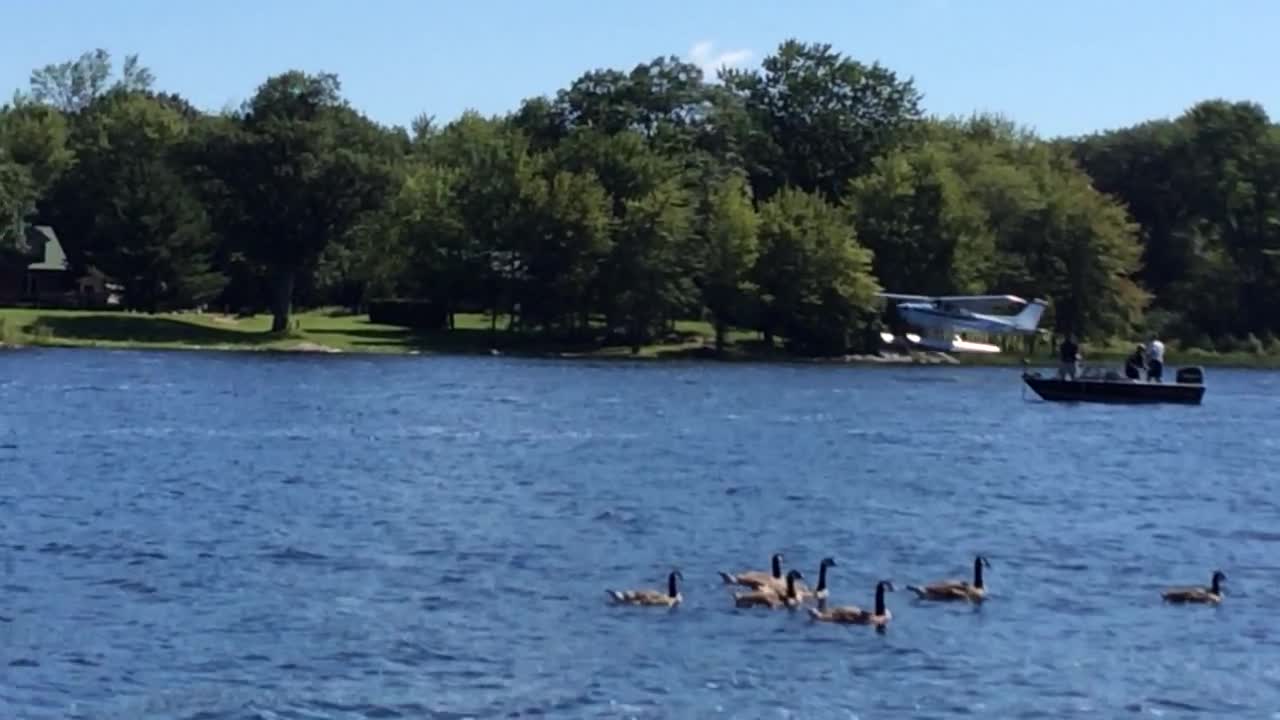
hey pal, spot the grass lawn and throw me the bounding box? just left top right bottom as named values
left=0, top=307, right=765, bottom=360
left=4, top=306, right=1280, bottom=368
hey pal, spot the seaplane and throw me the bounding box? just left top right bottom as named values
left=876, top=292, right=1048, bottom=354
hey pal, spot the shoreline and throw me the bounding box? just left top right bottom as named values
left=5, top=335, right=1274, bottom=368
left=0, top=335, right=962, bottom=366
left=4, top=308, right=1280, bottom=370
left=6, top=336, right=1280, bottom=371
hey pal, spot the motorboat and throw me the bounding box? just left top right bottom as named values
left=1021, top=366, right=1205, bottom=405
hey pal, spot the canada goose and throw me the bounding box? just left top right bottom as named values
left=798, top=557, right=836, bottom=603
left=751, top=557, right=834, bottom=604
left=606, top=570, right=683, bottom=607
left=809, top=580, right=895, bottom=626
left=719, top=553, right=786, bottom=591
left=734, top=569, right=805, bottom=609
left=1161, top=570, right=1226, bottom=604
left=907, top=555, right=990, bottom=602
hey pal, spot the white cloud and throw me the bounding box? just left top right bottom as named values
left=687, top=41, right=753, bottom=79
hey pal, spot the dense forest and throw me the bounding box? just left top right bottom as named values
left=2, top=43, right=1278, bottom=355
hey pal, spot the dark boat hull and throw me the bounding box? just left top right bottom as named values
left=1022, top=372, right=1205, bottom=405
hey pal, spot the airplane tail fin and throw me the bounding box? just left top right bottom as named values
left=1012, top=300, right=1047, bottom=332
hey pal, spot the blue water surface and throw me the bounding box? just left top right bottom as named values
left=2, top=348, right=1280, bottom=719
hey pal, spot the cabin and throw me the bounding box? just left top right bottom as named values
left=0, top=225, right=121, bottom=307
left=76, top=266, right=123, bottom=307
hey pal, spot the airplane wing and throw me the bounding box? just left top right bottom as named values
left=877, top=293, right=1028, bottom=311
left=934, top=294, right=1027, bottom=306
left=876, top=293, right=935, bottom=301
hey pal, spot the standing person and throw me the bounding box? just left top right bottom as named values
left=1146, top=336, right=1165, bottom=383
left=1124, top=344, right=1146, bottom=381
left=1058, top=335, right=1081, bottom=380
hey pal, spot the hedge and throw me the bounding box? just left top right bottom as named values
left=368, top=299, right=447, bottom=330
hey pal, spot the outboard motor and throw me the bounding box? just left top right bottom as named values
left=1175, top=366, right=1204, bottom=385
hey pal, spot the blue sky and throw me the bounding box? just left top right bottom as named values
left=3, top=0, right=1277, bottom=138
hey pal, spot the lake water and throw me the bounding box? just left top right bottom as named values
left=3, top=348, right=1280, bottom=719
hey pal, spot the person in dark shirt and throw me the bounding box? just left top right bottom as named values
left=1124, top=345, right=1146, bottom=380
left=1058, top=336, right=1080, bottom=380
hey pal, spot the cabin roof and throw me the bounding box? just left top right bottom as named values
left=25, top=226, right=68, bottom=271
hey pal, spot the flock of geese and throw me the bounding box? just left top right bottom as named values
left=605, top=553, right=1228, bottom=628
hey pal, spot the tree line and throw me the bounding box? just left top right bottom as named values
left=2, top=43, right=1278, bottom=355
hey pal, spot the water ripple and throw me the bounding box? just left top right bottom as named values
left=2, top=350, right=1279, bottom=716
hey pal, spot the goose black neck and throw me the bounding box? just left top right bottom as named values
left=668, top=574, right=678, bottom=597
left=874, top=584, right=887, bottom=615
left=771, top=555, right=782, bottom=578
left=974, top=557, right=985, bottom=589
left=786, top=574, right=797, bottom=598
left=817, top=563, right=829, bottom=591
left=1211, top=574, right=1221, bottom=594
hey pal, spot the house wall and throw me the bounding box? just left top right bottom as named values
left=28, top=269, right=76, bottom=300
left=0, top=266, right=82, bottom=307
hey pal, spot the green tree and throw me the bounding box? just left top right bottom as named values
left=0, top=157, right=36, bottom=255
left=994, top=148, right=1148, bottom=339
left=552, top=127, right=680, bottom=215
left=753, top=187, right=880, bottom=353
left=421, top=112, right=543, bottom=334
left=723, top=40, right=923, bottom=202
left=609, top=178, right=697, bottom=351
left=850, top=115, right=1147, bottom=342
left=42, top=90, right=224, bottom=311
left=0, top=100, right=74, bottom=194
left=0, top=99, right=74, bottom=253
left=382, top=160, right=469, bottom=326
left=846, top=142, right=995, bottom=295
left=549, top=127, right=694, bottom=339
left=204, top=71, right=399, bottom=332
left=26, top=49, right=154, bottom=113
left=1071, top=99, right=1280, bottom=342
left=14, top=42, right=1280, bottom=355
left=301, top=126, right=411, bottom=312
left=539, top=56, right=714, bottom=145
left=696, top=172, right=759, bottom=352
left=518, top=166, right=613, bottom=335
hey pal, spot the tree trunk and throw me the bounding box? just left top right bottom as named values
left=271, top=266, right=296, bottom=333
left=714, top=319, right=727, bottom=354
left=148, top=272, right=159, bottom=314
left=629, top=315, right=642, bottom=355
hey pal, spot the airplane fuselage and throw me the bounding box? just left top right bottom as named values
left=896, top=303, right=1027, bottom=334
left=875, top=293, right=1047, bottom=354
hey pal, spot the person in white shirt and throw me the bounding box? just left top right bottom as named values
left=1146, top=337, right=1165, bottom=382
